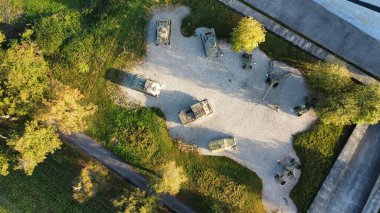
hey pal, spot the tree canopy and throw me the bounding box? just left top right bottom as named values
left=7, top=120, right=61, bottom=175
left=0, top=153, right=10, bottom=176
left=0, top=31, right=5, bottom=44
left=152, top=161, right=187, bottom=195
left=35, top=11, right=81, bottom=55
left=0, top=42, right=49, bottom=117
left=37, top=80, right=97, bottom=135
left=306, top=62, right=380, bottom=125
left=113, top=189, right=157, bottom=213
left=231, top=17, right=266, bottom=52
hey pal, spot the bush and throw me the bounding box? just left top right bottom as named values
left=35, top=11, right=81, bottom=55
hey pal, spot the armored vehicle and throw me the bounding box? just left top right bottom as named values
left=274, top=157, right=301, bottom=185
left=178, top=99, right=213, bottom=125
left=200, top=28, right=220, bottom=58
left=156, top=19, right=171, bottom=46
left=209, top=137, right=236, bottom=153
left=128, top=74, right=162, bottom=97
left=294, top=96, right=317, bottom=116
left=242, top=53, right=252, bottom=70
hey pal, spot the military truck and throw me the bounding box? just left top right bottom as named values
left=178, top=99, right=213, bottom=125
left=242, top=53, right=252, bottom=70
left=294, top=96, right=317, bottom=116
left=200, top=28, right=220, bottom=58
left=208, top=137, right=236, bottom=153
left=156, top=19, right=171, bottom=46
left=274, top=157, right=301, bottom=185
left=128, top=74, right=162, bottom=97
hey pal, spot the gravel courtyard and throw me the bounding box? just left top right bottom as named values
left=120, top=6, right=316, bottom=213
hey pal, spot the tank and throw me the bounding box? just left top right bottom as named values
left=274, top=157, right=301, bottom=185
left=178, top=99, right=213, bottom=125
left=242, top=53, right=252, bottom=69
left=156, top=19, right=171, bottom=46
left=208, top=137, right=236, bottom=153
left=200, top=28, right=219, bottom=58
left=128, top=74, right=162, bottom=97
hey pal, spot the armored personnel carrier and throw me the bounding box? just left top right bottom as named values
left=208, top=137, right=236, bottom=153
left=200, top=28, right=220, bottom=58
left=128, top=74, right=162, bottom=97
left=242, top=53, right=252, bottom=70
left=294, top=96, right=317, bottom=116
left=178, top=99, right=213, bottom=125
left=274, top=157, right=301, bottom=185
left=156, top=19, right=171, bottom=46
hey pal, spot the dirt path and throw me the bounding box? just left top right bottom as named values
left=61, top=133, right=194, bottom=213
left=121, top=6, right=317, bottom=213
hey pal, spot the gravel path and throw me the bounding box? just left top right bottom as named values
left=121, top=6, right=316, bottom=213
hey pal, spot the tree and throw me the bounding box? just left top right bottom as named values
left=305, top=62, right=353, bottom=94
left=152, top=161, right=187, bottom=195
left=231, top=17, right=266, bottom=52
left=72, top=161, right=109, bottom=203
left=0, top=153, right=10, bottom=176
left=7, top=120, right=61, bottom=175
left=113, top=189, right=158, bottom=213
left=35, top=11, right=81, bottom=55
left=0, top=42, right=49, bottom=117
left=61, top=35, right=94, bottom=73
left=318, top=84, right=380, bottom=125
left=37, top=80, right=97, bottom=135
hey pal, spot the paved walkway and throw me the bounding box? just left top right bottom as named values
left=218, top=0, right=379, bottom=85
left=61, top=133, right=194, bottom=213
left=308, top=123, right=380, bottom=213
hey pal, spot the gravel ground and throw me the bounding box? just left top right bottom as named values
left=120, top=6, right=316, bottom=213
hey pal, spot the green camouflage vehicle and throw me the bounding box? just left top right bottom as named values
left=200, top=28, right=220, bottom=58
left=208, top=137, right=236, bottom=153
left=178, top=99, right=213, bottom=125
left=127, top=74, right=162, bottom=97
left=274, top=157, right=301, bottom=185
left=156, top=19, right=171, bottom=46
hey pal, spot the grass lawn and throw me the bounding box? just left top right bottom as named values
left=290, top=123, right=354, bottom=212
left=0, top=144, right=131, bottom=213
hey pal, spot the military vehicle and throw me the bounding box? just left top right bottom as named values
left=128, top=74, right=162, bottom=97
left=294, top=96, right=317, bottom=116
left=178, top=99, right=213, bottom=125
left=242, top=53, right=252, bottom=70
left=156, top=19, right=171, bottom=46
left=200, top=28, right=220, bottom=58
left=208, top=137, right=236, bottom=153
left=274, top=157, right=301, bottom=185
left=262, top=61, right=291, bottom=100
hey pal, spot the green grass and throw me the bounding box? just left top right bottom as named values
left=0, top=144, right=132, bottom=213
left=290, top=123, right=354, bottom=212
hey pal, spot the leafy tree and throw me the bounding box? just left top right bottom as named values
left=35, top=11, right=81, bottom=55
left=72, top=161, right=109, bottom=203
left=305, top=62, right=353, bottom=94
left=7, top=120, right=61, bottom=175
left=0, top=42, right=49, bottom=117
left=231, top=17, right=266, bottom=52
left=318, top=84, right=380, bottom=125
left=113, top=189, right=157, bottom=213
left=152, top=161, right=187, bottom=195
left=0, top=153, right=10, bottom=176
left=37, top=80, right=97, bottom=134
